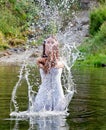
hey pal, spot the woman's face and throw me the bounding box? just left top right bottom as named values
left=45, top=37, right=58, bottom=56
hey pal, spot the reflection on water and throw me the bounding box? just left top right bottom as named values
left=0, top=65, right=106, bottom=130
left=11, top=115, right=68, bottom=130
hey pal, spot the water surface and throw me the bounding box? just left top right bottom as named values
left=0, top=65, right=106, bottom=130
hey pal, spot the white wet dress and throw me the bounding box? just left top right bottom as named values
left=33, top=68, right=67, bottom=112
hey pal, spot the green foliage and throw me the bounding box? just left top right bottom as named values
left=97, top=0, right=106, bottom=4
left=89, top=5, right=106, bottom=35
left=0, top=0, right=40, bottom=48
left=9, top=0, right=16, bottom=4
left=0, top=32, right=9, bottom=50
left=13, top=1, right=27, bottom=20
left=0, top=10, right=20, bottom=36
left=100, top=21, right=106, bottom=37
left=79, top=22, right=106, bottom=53
left=78, top=22, right=106, bottom=66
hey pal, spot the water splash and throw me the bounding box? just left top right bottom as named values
left=10, top=0, right=79, bottom=118
left=28, top=0, right=77, bottom=43
left=10, top=46, right=35, bottom=113
left=10, top=42, right=79, bottom=116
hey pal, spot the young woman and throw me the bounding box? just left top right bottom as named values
left=34, top=36, right=66, bottom=111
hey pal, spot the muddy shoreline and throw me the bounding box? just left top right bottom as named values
left=0, top=46, right=42, bottom=66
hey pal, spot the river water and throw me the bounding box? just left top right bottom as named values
left=0, top=65, right=106, bottom=130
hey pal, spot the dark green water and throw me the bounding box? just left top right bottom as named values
left=0, top=65, right=106, bottom=130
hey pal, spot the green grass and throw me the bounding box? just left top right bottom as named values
left=0, top=0, right=40, bottom=49
left=0, top=10, right=21, bottom=36
left=76, top=53, right=106, bottom=67
left=75, top=2, right=106, bottom=67
left=77, top=21, right=106, bottom=67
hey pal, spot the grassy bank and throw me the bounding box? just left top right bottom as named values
left=76, top=3, right=106, bottom=67
left=0, top=0, right=39, bottom=49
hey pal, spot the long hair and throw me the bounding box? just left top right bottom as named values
left=42, top=36, right=59, bottom=73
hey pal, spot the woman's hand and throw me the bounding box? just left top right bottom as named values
left=36, top=57, right=46, bottom=68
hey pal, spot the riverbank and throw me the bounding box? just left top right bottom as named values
left=0, top=9, right=90, bottom=65
left=0, top=45, right=42, bottom=66
left=0, top=0, right=98, bottom=66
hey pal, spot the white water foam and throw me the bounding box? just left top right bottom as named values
left=10, top=110, right=68, bottom=118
